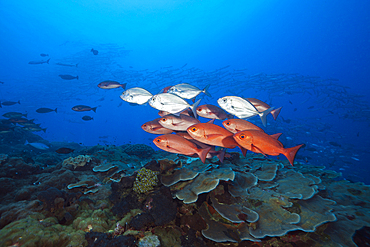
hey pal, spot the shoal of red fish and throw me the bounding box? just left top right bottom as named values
left=100, top=81, right=303, bottom=165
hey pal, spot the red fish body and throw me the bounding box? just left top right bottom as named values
left=246, top=98, right=282, bottom=120
left=141, top=118, right=173, bottom=134
left=196, top=104, right=233, bottom=120
left=186, top=123, right=246, bottom=156
left=233, top=130, right=303, bottom=166
left=153, top=134, right=211, bottom=163
left=222, top=119, right=263, bottom=133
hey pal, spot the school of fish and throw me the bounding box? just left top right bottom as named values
left=117, top=82, right=303, bottom=165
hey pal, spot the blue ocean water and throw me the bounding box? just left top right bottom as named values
left=1, top=0, right=369, bottom=184
left=1, top=1, right=370, bottom=246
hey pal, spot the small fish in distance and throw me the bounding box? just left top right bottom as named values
left=56, top=62, right=78, bottom=67
left=82, top=116, right=93, bottom=121
left=2, top=112, right=27, bottom=118
left=36, top=108, right=57, bottom=113
left=98, top=80, right=126, bottom=89
left=55, top=147, right=74, bottom=154
left=0, top=101, right=20, bottom=107
left=72, top=105, right=97, bottom=112
left=91, top=48, right=98, bottom=55
left=40, top=53, right=49, bottom=57
left=28, top=58, right=50, bottom=64
left=25, top=140, right=49, bottom=150
left=59, top=75, right=78, bottom=80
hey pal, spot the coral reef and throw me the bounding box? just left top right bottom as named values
left=133, top=167, right=160, bottom=194
left=63, top=155, right=92, bottom=169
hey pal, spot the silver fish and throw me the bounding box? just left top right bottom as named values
left=217, top=96, right=274, bottom=127
left=25, top=140, right=49, bottom=150
left=149, top=93, right=201, bottom=118
left=167, top=83, right=211, bottom=99
left=120, top=87, right=153, bottom=105
left=28, top=58, right=50, bottom=64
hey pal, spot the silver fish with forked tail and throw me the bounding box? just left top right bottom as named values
left=167, top=83, right=211, bottom=99
left=217, top=96, right=274, bottom=127
left=120, top=87, right=153, bottom=105
left=149, top=93, right=201, bottom=118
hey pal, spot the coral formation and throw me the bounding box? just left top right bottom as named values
left=133, top=167, right=160, bottom=194
left=63, top=155, right=92, bottom=169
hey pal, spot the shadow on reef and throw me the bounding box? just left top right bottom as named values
left=0, top=134, right=369, bottom=246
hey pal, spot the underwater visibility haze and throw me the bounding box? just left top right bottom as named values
left=0, top=0, right=370, bottom=246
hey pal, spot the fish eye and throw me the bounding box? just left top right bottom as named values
left=155, top=139, right=161, bottom=143
left=239, top=134, right=246, bottom=139
left=162, top=118, right=167, bottom=122
left=225, top=121, right=230, bottom=125
left=190, top=127, right=197, bottom=132
left=142, top=124, right=146, bottom=127
left=197, top=108, right=202, bottom=112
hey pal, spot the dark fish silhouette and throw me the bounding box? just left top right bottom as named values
left=36, top=108, right=57, bottom=113
left=28, top=58, right=50, bottom=64
left=0, top=81, right=4, bottom=84
left=91, top=48, right=98, bottom=55
left=2, top=112, right=27, bottom=118
left=56, top=62, right=78, bottom=67
left=329, top=141, right=341, bottom=147
left=72, top=105, right=97, bottom=112
left=308, top=106, right=314, bottom=109
left=82, top=116, right=93, bottom=121
left=59, top=75, right=79, bottom=80
left=0, top=100, right=20, bottom=107
left=55, top=147, right=74, bottom=154
left=98, top=80, right=126, bottom=89
left=40, top=53, right=49, bottom=57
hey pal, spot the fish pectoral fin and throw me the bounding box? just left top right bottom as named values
left=166, top=145, right=182, bottom=153
left=251, top=144, right=268, bottom=157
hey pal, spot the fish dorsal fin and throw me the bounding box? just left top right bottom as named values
left=270, top=133, right=282, bottom=140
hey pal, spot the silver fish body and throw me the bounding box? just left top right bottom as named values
left=217, top=96, right=274, bottom=127
left=158, top=114, right=200, bottom=131
left=120, top=87, right=153, bottom=105
left=167, top=83, right=211, bottom=99
left=149, top=93, right=201, bottom=117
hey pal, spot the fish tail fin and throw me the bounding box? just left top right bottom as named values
left=270, top=133, right=282, bottom=140
left=42, top=128, right=47, bottom=133
left=259, top=107, right=275, bottom=127
left=206, top=119, right=215, bottom=124
left=121, top=83, right=127, bottom=89
left=76, top=76, right=79, bottom=80
left=197, top=147, right=212, bottom=163
left=46, top=58, right=50, bottom=64
left=92, top=107, right=97, bottom=113
left=191, top=99, right=201, bottom=118
left=54, top=108, right=58, bottom=113
left=271, top=106, right=282, bottom=120
left=25, top=140, right=29, bottom=145
left=283, top=144, right=304, bottom=166
left=203, top=84, right=212, bottom=97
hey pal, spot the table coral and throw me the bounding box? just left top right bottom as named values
left=63, top=155, right=92, bottom=169
left=175, top=168, right=235, bottom=204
